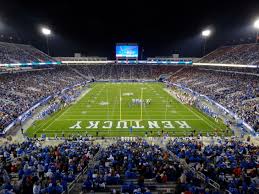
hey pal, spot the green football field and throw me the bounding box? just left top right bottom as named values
left=26, top=82, right=227, bottom=137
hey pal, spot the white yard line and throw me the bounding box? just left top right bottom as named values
left=56, top=118, right=202, bottom=121
left=182, top=105, right=216, bottom=129
left=61, top=113, right=197, bottom=118
left=164, top=88, right=217, bottom=129
left=63, top=110, right=192, bottom=113
left=110, top=91, right=118, bottom=120
left=42, top=87, right=93, bottom=131
left=43, top=105, right=73, bottom=131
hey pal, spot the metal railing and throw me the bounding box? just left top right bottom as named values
left=167, top=150, right=221, bottom=191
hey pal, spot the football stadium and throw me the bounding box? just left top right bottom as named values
left=25, top=82, right=227, bottom=137
left=0, top=1, right=259, bottom=194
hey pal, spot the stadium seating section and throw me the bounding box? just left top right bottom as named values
left=0, top=67, right=86, bottom=131
left=56, top=57, right=108, bottom=61
left=0, top=42, right=56, bottom=64
left=0, top=139, right=100, bottom=194
left=199, top=44, right=259, bottom=65
left=0, top=138, right=258, bottom=194
left=169, top=67, right=259, bottom=131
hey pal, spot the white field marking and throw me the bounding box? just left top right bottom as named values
left=42, top=87, right=95, bottom=131
left=78, top=97, right=168, bottom=100
left=75, top=103, right=181, bottom=107
left=63, top=114, right=193, bottom=116
left=187, top=106, right=221, bottom=129
left=61, top=114, right=197, bottom=117
left=173, top=94, right=220, bottom=129
left=179, top=101, right=216, bottom=129
left=61, top=113, right=198, bottom=117
left=35, top=89, right=95, bottom=133
left=64, top=110, right=190, bottom=113
left=80, top=101, right=179, bottom=104
left=110, top=94, right=118, bottom=120
left=56, top=118, right=202, bottom=121
left=37, top=130, right=211, bottom=134
left=164, top=88, right=219, bottom=129
left=66, top=109, right=188, bottom=112
left=99, top=101, right=109, bottom=106
left=43, top=104, right=75, bottom=131
left=119, top=119, right=142, bottom=122
left=32, top=110, right=64, bottom=135
left=143, top=103, right=152, bottom=122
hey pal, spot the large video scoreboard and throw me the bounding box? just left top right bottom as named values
left=116, top=43, right=138, bottom=58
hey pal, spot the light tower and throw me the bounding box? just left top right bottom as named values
left=201, top=29, right=211, bottom=56
left=41, top=27, right=51, bottom=55
left=253, top=19, right=259, bottom=43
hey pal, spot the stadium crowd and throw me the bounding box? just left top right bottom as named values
left=70, top=64, right=182, bottom=80
left=82, top=140, right=220, bottom=194
left=0, top=137, right=257, bottom=194
left=167, top=138, right=259, bottom=194
left=170, top=67, right=259, bottom=131
left=0, top=139, right=100, bottom=194
left=0, top=42, right=55, bottom=64
left=0, top=67, right=86, bottom=132
left=199, top=43, right=259, bottom=66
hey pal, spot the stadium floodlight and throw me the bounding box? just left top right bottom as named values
left=254, top=19, right=259, bottom=43
left=254, top=19, right=259, bottom=29
left=201, top=29, right=211, bottom=56
left=41, top=27, right=51, bottom=36
left=41, top=27, right=51, bottom=55
left=202, top=29, right=211, bottom=37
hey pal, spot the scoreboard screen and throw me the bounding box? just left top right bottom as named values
left=116, top=45, right=138, bottom=58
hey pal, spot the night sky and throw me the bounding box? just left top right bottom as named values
left=0, top=0, right=259, bottom=58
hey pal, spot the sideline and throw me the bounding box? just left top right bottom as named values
left=27, top=85, right=94, bottom=135
left=164, top=88, right=217, bottom=130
